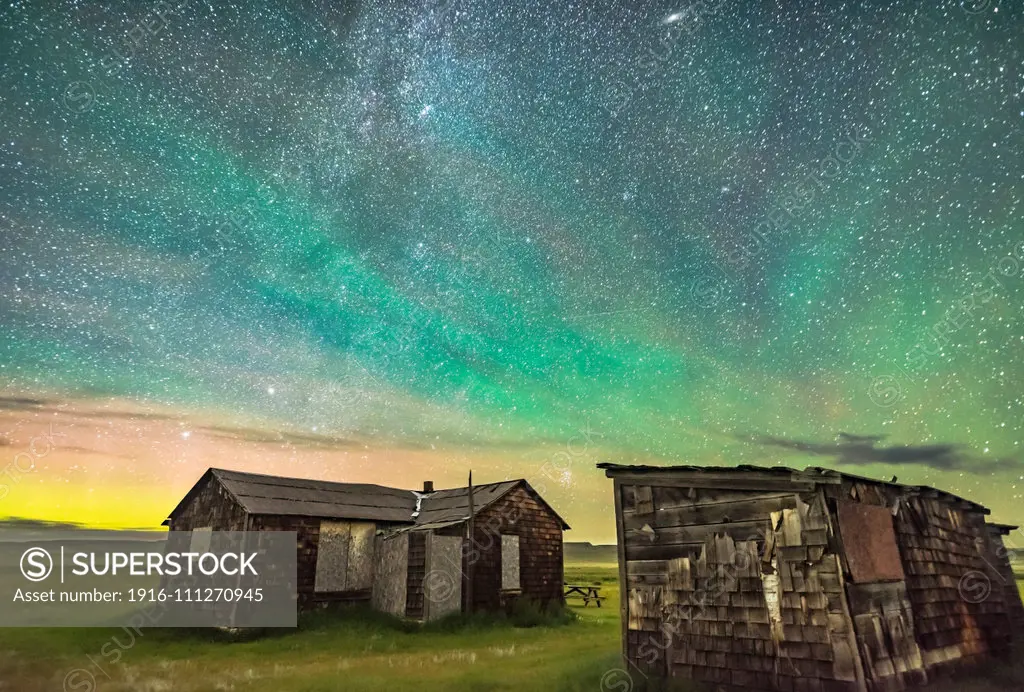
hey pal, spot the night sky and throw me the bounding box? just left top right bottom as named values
left=0, top=0, right=1021, bottom=541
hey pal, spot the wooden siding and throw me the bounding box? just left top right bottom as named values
left=168, top=474, right=566, bottom=619
left=827, top=480, right=1017, bottom=686
left=822, top=480, right=1015, bottom=680
left=896, top=496, right=1013, bottom=671
left=248, top=514, right=380, bottom=609
left=619, top=482, right=866, bottom=692
left=622, top=485, right=798, bottom=562
left=372, top=533, right=409, bottom=616
left=405, top=532, right=427, bottom=619
left=424, top=533, right=464, bottom=621
left=844, top=581, right=926, bottom=689
left=465, top=484, right=564, bottom=611
left=607, top=467, right=1021, bottom=691
left=167, top=473, right=247, bottom=531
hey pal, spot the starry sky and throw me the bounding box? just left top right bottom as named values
left=0, top=0, right=1021, bottom=542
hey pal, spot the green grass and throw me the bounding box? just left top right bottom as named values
left=0, top=562, right=624, bottom=692
left=1, top=564, right=1021, bottom=691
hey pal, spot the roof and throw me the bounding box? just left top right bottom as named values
left=210, top=468, right=417, bottom=523
left=418, top=480, right=570, bottom=529
left=597, top=462, right=991, bottom=514
left=417, top=480, right=519, bottom=525
left=166, top=468, right=569, bottom=529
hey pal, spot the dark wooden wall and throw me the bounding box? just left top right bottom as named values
left=248, top=515, right=400, bottom=610
left=823, top=480, right=1016, bottom=679
left=168, top=478, right=566, bottom=617
left=892, top=493, right=1013, bottom=671
left=405, top=532, right=427, bottom=619
left=167, top=474, right=247, bottom=531
left=463, top=484, right=565, bottom=612
left=618, top=480, right=864, bottom=691
left=248, top=514, right=327, bottom=609
left=614, top=474, right=1022, bottom=692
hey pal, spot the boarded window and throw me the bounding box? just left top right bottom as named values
left=189, top=527, right=212, bottom=554
left=315, top=521, right=376, bottom=592
left=836, top=501, right=905, bottom=583
left=346, top=522, right=375, bottom=590
left=501, top=534, right=521, bottom=590
left=424, top=533, right=463, bottom=621
left=371, top=533, right=409, bottom=617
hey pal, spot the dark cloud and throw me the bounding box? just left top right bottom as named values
left=0, top=396, right=183, bottom=423
left=0, top=517, right=87, bottom=530
left=740, top=432, right=1019, bottom=474
left=0, top=517, right=166, bottom=537
left=0, top=396, right=53, bottom=412
left=199, top=425, right=361, bottom=450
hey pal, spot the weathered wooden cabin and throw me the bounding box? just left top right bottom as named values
left=165, top=468, right=568, bottom=619
left=599, top=463, right=1023, bottom=692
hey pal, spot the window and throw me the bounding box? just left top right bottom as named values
left=501, top=534, right=520, bottom=591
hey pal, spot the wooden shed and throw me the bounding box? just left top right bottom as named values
left=599, top=463, right=1023, bottom=692
left=164, top=468, right=569, bottom=618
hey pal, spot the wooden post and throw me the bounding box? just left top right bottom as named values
left=466, top=470, right=475, bottom=614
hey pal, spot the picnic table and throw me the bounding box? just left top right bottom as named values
left=564, top=583, right=604, bottom=607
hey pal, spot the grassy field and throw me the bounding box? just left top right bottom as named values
left=0, top=561, right=1022, bottom=691
left=0, top=562, right=622, bottom=692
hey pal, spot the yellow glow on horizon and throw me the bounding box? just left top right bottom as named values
left=0, top=397, right=617, bottom=540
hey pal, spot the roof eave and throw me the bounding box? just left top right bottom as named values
left=597, top=463, right=992, bottom=515
left=514, top=479, right=571, bottom=530
left=164, top=467, right=218, bottom=524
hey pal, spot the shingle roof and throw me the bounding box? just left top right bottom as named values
left=167, top=468, right=569, bottom=529
left=211, top=468, right=416, bottom=523
left=596, top=462, right=991, bottom=514
left=416, top=480, right=521, bottom=525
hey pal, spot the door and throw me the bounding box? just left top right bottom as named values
left=835, top=501, right=927, bottom=689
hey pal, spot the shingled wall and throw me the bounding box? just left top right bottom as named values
left=822, top=478, right=1017, bottom=685
left=619, top=482, right=865, bottom=691
left=405, top=531, right=427, bottom=619
left=463, top=484, right=565, bottom=611
left=166, top=473, right=247, bottom=531
left=608, top=466, right=1021, bottom=692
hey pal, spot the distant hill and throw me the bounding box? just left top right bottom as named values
left=564, top=541, right=618, bottom=563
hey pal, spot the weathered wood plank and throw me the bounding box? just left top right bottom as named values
left=313, top=520, right=351, bottom=592
left=347, top=522, right=376, bottom=591
left=667, top=556, right=693, bottom=592
left=424, top=533, right=463, bottom=621
left=611, top=473, right=818, bottom=493
left=635, top=485, right=654, bottom=515
left=625, top=519, right=768, bottom=550
left=626, top=559, right=669, bottom=576
left=623, top=494, right=797, bottom=530
left=371, top=533, right=408, bottom=616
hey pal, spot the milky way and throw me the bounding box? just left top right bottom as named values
left=0, top=1, right=1021, bottom=537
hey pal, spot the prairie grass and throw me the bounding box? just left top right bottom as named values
left=0, top=564, right=622, bottom=692
left=0, top=562, right=1021, bottom=691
